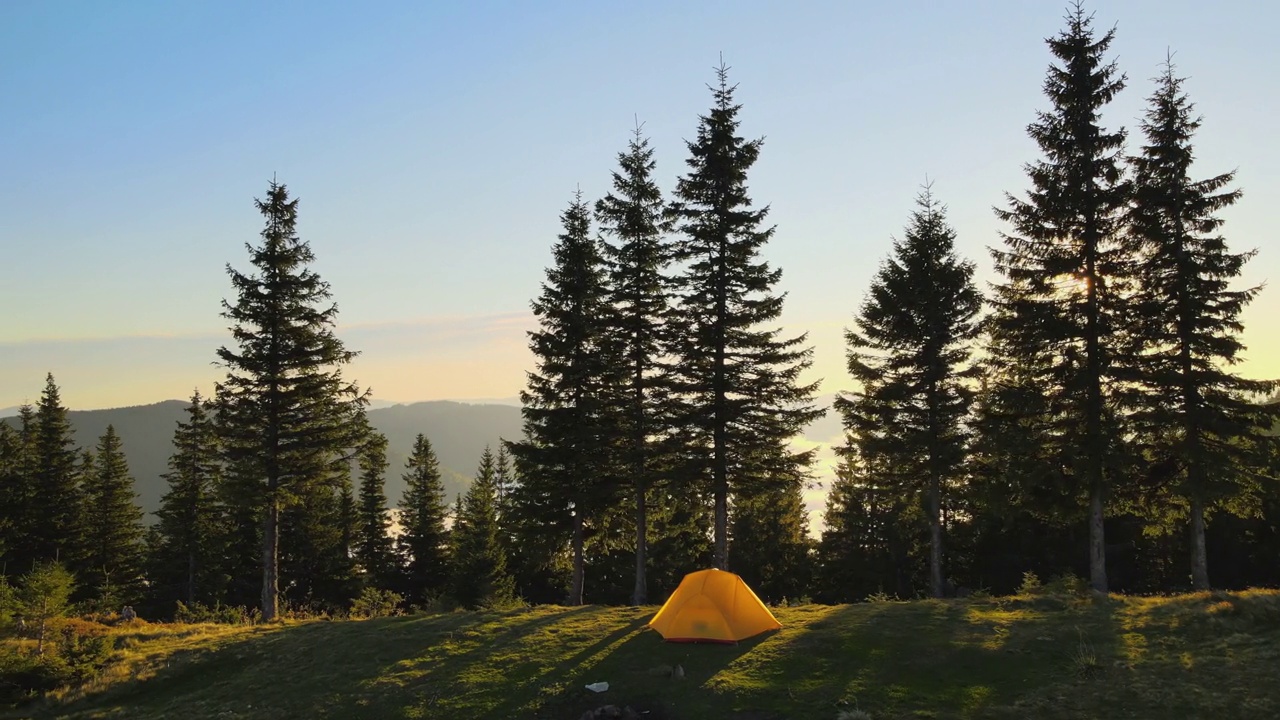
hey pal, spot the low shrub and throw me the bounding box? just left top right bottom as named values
left=1045, top=573, right=1090, bottom=597
left=1017, top=571, right=1044, bottom=596
left=351, top=588, right=404, bottom=619
left=173, top=601, right=256, bottom=625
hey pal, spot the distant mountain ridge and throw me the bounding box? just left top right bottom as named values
left=0, top=400, right=525, bottom=519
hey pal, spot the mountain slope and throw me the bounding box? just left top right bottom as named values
left=1, top=401, right=524, bottom=517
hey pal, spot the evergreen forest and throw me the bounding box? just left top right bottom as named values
left=3, top=7, right=1279, bottom=630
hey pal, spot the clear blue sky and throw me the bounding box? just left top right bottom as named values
left=3, top=0, right=1278, bottom=413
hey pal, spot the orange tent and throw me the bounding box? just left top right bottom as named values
left=647, top=568, right=781, bottom=643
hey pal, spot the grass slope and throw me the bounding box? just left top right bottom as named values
left=13, top=590, right=1280, bottom=720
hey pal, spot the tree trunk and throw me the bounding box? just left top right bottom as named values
left=713, top=248, right=728, bottom=571
left=1190, top=496, right=1210, bottom=590
left=261, top=498, right=279, bottom=621
left=1088, top=486, right=1107, bottom=594
left=713, top=453, right=727, bottom=569
left=633, top=479, right=647, bottom=606
left=1181, top=311, right=1209, bottom=591
left=570, top=510, right=585, bottom=606
left=928, top=473, right=943, bottom=599
left=1084, top=221, right=1108, bottom=595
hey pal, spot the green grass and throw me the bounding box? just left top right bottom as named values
left=9, top=590, right=1280, bottom=720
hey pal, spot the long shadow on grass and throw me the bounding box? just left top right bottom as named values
left=703, top=598, right=1115, bottom=720
left=1067, top=591, right=1280, bottom=720
left=529, top=613, right=785, bottom=720
left=46, top=607, right=603, bottom=720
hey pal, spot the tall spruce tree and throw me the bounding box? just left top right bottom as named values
left=836, top=188, right=981, bottom=597
left=1126, top=60, right=1280, bottom=589
left=27, top=375, right=82, bottom=569
left=151, top=390, right=224, bottom=608
left=215, top=180, right=368, bottom=620
left=595, top=124, right=672, bottom=606
left=508, top=191, right=621, bottom=606
left=668, top=61, right=822, bottom=569
left=450, top=447, right=515, bottom=609
left=398, top=434, right=451, bottom=603
left=355, top=431, right=397, bottom=590
left=989, top=6, right=1132, bottom=592
left=80, top=426, right=146, bottom=606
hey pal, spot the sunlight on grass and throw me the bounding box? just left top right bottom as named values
left=16, top=590, right=1280, bottom=720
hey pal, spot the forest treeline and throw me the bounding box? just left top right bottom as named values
left=2, top=7, right=1278, bottom=623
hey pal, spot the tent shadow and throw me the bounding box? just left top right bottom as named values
left=531, top=620, right=782, bottom=719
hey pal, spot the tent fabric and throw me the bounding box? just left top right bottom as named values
left=647, top=568, right=782, bottom=643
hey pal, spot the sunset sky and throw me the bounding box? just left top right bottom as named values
left=3, top=0, right=1277, bottom=415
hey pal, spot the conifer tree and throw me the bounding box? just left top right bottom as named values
left=279, top=468, right=357, bottom=610
left=16, top=561, right=75, bottom=656
left=450, top=448, right=514, bottom=609
left=989, top=6, right=1132, bottom=592
left=212, top=452, right=265, bottom=609
left=668, top=61, right=822, bottom=569
left=815, top=455, right=899, bottom=602
left=728, top=469, right=812, bottom=603
left=492, top=443, right=516, bottom=523
left=151, top=390, right=224, bottom=608
left=398, top=434, right=451, bottom=603
left=1126, top=60, right=1280, bottom=589
left=215, top=180, right=368, bottom=620
left=595, top=124, right=672, bottom=606
left=80, top=426, right=146, bottom=606
left=0, top=419, right=25, bottom=570
left=69, top=449, right=95, bottom=580
left=355, top=431, right=397, bottom=590
left=836, top=188, right=981, bottom=597
left=644, top=485, right=714, bottom=599
left=964, top=366, right=1079, bottom=588
left=1, top=405, right=41, bottom=577
left=507, top=191, right=621, bottom=606
left=26, top=375, right=82, bottom=568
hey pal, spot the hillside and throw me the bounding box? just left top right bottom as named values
left=11, top=590, right=1280, bottom=720
left=0, top=400, right=525, bottom=516
left=1, top=396, right=849, bottom=520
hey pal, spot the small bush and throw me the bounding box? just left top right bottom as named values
left=866, top=591, right=895, bottom=604
left=350, top=588, right=404, bottom=619
left=173, top=601, right=254, bottom=625
left=1018, top=571, right=1043, bottom=596
left=55, top=628, right=112, bottom=683
left=482, top=594, right=527, bottom=612
left=1045, top=574, right=1090, bottom=597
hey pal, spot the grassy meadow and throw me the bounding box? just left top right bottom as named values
left=6, top=589, right=1279, bottom=720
